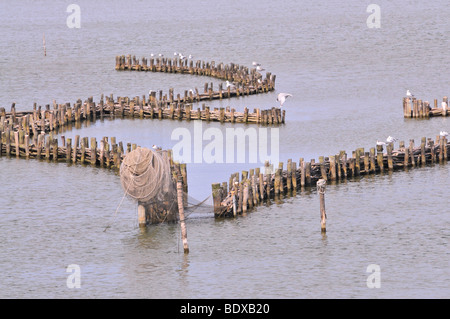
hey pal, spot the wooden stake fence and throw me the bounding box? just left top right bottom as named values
left=213, top=136, right=449, bottom=217
left=115, top=54, right=276, bottom=93
left=403, top=96, right=449, bottom=118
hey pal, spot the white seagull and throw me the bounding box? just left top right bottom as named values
left=174, top=52, right=178, bottom=56
left=252, top=61, right=261, bottom=66
left=386, top=136, right=398, bottom=143
left=406, top=90, right=414, bottom=98
left=440, top=131, right=449, bottom=137
left=150, top=53, right=154, bottom=57
left=277, top=93, right=292, bottom=107
left=188, top=54, right=193, bottom=59
left=226, top=81, right=235, bottom=88
left=376, top=140, right=386, bottom=146
left=152, top=145, right=162, bottom=150
left=256, top=65, right=265, bottom=72
left=158, top=53, right=164, bottom=57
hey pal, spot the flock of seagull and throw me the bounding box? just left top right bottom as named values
left=377, top=130, right=448, bottom=147
left=148, top=69, right=447, bottom=150
left=402, top=89, right=449, bottom=145
left=147, top=57, right=293, bottom=109
left=375, top=87, right=449, bottom=146
left=407, top=89, right=447, bottom=110
left=149, top=51, right=194, bottom=60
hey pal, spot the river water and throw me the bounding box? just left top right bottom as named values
left=0, top=0, right=448, bottom=299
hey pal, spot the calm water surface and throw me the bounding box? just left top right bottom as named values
left=0, top=0, right=449, bottom=298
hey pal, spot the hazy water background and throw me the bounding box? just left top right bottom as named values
left=0, top=0, right=449, bottom=298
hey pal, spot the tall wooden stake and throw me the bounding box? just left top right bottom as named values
left=317, top=179, right=327, bottom=233
left=177, top=176, right=189, bottom=254
left=43, top=33, right=46, bottom=56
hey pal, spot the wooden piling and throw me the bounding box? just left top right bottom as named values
left=317, top=179, right=327, bottom=233
left=329, top=155, right=336, bottom=181
left=138, top=204, right=146, bottom=227
left=212, top=183, right=222, bottom=217
left=14, top=131, right=19, bottom=158
left=376, top=145, right=384, bottom=172
left=90, top=137, right=97, bottom=165
left=177, top=177, right=189, bottom=254
left=387, top=143, right=394, bottom=170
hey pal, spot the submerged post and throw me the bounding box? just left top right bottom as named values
left=317, top=179, right=327, bottom=233
left=177, top=176, right=189, bottom=254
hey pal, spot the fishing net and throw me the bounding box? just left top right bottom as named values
left=119, top=147, right=214, bottom=222
left=120, top=147, right=173, bottom=204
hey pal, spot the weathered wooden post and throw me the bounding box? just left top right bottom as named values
left=420, top=137, right=426, bottom=165
left=137, top=204, right=146, bottom=227
left=212, top=183, right=222, bottom=217
left=387, top=143, right=394, bottom=170
left=177, top=176, right=189, bottom=254
left=14, top=131, right=19, bottom=158
left=317, top=179, right=327, bottom=233
left=376, top=144, right=384, bottom=172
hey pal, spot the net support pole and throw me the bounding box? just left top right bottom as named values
left=177, top=176, right=189, bottom=254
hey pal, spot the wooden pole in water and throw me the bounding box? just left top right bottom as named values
left=43, top=33, right=46, bottom=57
left=137, top=204, right=146, bottom=227
left=177, top=176, right=189, bottom=254
left=317, top=179, right=327, bottom=233
left=14, top=131, right=19, bottom=158
left=211, top=183, right=222, bottom=217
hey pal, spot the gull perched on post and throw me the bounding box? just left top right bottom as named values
left=277, top=93, right=292, bottom=108
left=376, top=140, right=386, bottom=146
left=440, top=131, right=449, bottom=137
left=252, top=61, right=261, bottom=67
left=406, top=90, right=414, bottom=98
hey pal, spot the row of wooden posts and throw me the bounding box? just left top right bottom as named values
left=212, top=135, right=449, bottom=218
left=116, top=54, right=276, bottom=90
left=0, top=128, right=186, bottom=184
left=1, top=94, right=284, bottom=135
left=403, top=96, right=449, bottom=118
